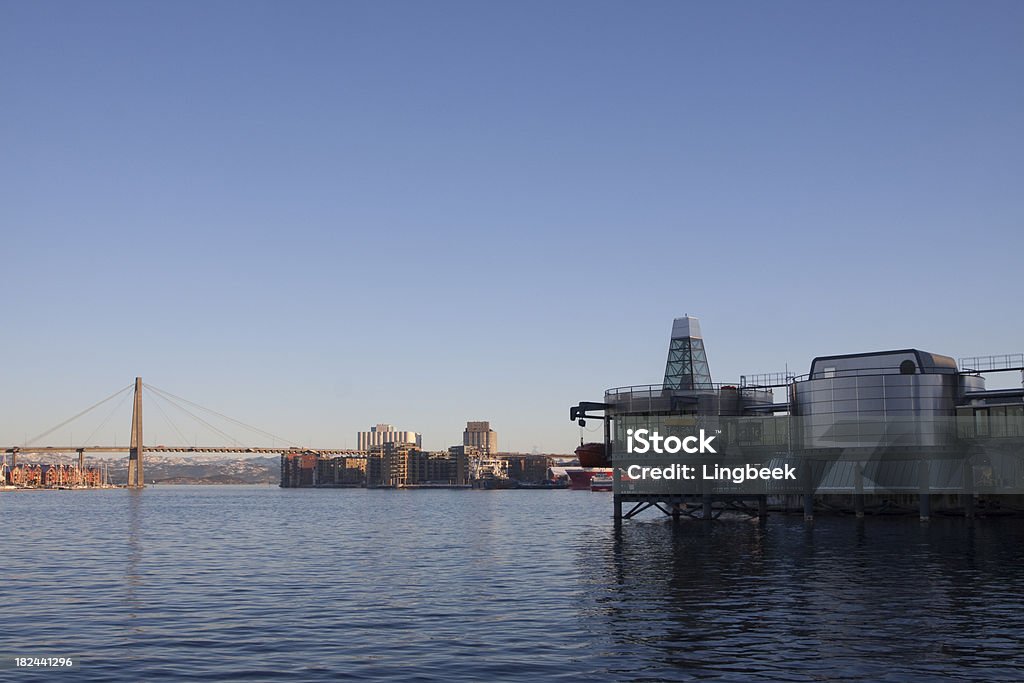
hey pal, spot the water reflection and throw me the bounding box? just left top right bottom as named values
left=2, top=488, right=1023, bottom=681
left=125, top=488, right=143, bottom=624
left=591, top=516, right=1024, bottom=680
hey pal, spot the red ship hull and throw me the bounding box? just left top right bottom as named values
left=565, top=468, right=613, bottom=491
left=575, top=442, right=610, bottom=468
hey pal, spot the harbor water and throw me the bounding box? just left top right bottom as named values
left=2, top=486, right=1023, bottom=681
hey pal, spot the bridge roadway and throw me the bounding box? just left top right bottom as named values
left=3, top=446, right=364, bottom=456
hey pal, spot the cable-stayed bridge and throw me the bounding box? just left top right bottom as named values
left=2, top=377, right=360, bottom=487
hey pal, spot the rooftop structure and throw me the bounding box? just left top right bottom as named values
left=663, top=316, right=713, bottom=390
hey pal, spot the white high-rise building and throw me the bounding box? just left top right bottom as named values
left=357, top=423, right=422, bottom=452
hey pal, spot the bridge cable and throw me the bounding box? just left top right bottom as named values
left=144, top=387, right=191, bottom=446
left=144, top=385, right=248, bottom=448
left=143, top=383, right=297, bottom=446
left=23, top=384, right=133, bottom=446
left=146, top=387, right=246, bottom=448
left=144, top=382, right=295, bottom=445
left=81, top=387, right=135, bottom=446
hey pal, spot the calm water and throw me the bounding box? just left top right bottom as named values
left=2, top=486, right=1024, bottom=681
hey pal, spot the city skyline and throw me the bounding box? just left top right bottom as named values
left=2, top=2, right=1022, bottom=453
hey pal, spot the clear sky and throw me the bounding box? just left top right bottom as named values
left=2, top=1, right=1022, bottom=453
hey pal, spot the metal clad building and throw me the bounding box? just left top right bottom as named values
left=795, top=349, right=985, bottom=450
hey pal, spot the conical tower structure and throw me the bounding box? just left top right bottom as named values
left=662, top=316, right=713, bottom=390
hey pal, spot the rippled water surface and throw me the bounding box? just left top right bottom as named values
left=2, top=486, right=1024, bottom=681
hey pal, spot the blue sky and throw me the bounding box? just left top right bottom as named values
left=2, top=1, right=1022, bottom=453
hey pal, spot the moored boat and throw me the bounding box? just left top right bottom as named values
left=516, top=480, right=570, bottom=489
left=565, top=467, right=613, bottom=490
left=575, top=442, right=609, bottom=468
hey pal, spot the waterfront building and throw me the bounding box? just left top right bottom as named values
left=83, top=466, right=102, bottom=487
left=277, top=444, right=468, bottom=489
left=7, top=464, right=25, bottom=486
left=448, top=444, right=478, bottom=464
left=571, top=315, right=1024, bottom=519
left=409, top=448, right=468, bottom=487
left=463, top=421, right=498, bottom=456
left=382, top=442, right=413, bottom=487
left=281, top=452, right=369, bottom=488
left=366, top=447, right=385, bottom=487
left=280, top=452, right=318, bottom=487
left=316, top=456, right=367, bottom=486
left=357, top=424, right=422, bottom=452
left=448, top=446, right=470, bottom=486
left=502, top=454, right=551, bottom=483
left=4, top=462, right=105, bottom=488
left=380, top=443, right=468, bottom=487
left=42, top=464, right=69, bottom=487
left=16, top=464, right=43, bottom=487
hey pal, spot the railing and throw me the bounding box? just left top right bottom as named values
left=606, top=358, right=1023, bottom=397
left=740, top=372, right=796, bottom=388
left=604, top=383, right=774, bottom=414
left=959, top=354, right=1024, bottom=372
left=605, top=382, right=748, bottom=398
left=792, top=366, right=958, bottom=381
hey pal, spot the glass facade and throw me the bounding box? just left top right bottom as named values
left=663, top=336, right=713, bottom=390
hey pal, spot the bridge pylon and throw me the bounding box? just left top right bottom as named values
left=126, top=377, right=144, bottom=488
